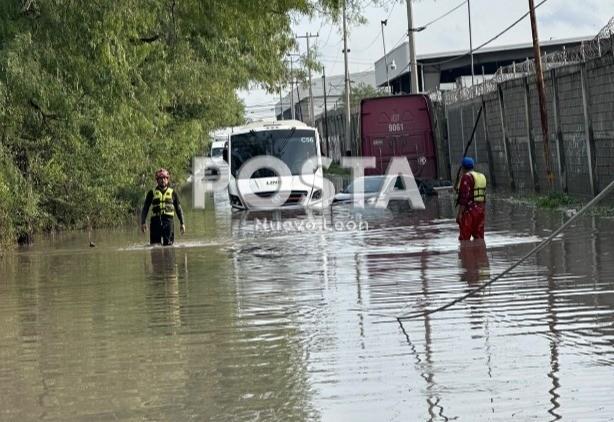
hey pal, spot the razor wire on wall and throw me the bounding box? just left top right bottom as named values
left=434, top=17, right=614, bottom=106
left=441, top=17, right=614, bottom=200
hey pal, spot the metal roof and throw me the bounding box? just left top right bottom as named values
left=416, top=35, right=595, bottom=61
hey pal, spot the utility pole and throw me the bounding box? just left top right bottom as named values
left=322, top=69, right=330, bottom=156
left=296, top=32, right=319, bottom=125
left=406, top=0, right=419, bottom=93
left=468, top=0, right=474, bottom=86
left=296, top=83, right=303, bottom=121
left=287, top=54, right=300, bottom=120
left=381, top=19, right=391, bottom=93
left=279, top=86, right=284, bottom=120
left=289, top=58, right=295, bottom=120
left=528, top=0, right=554, bottom=188
left=343, top=0, right=352, bottom=153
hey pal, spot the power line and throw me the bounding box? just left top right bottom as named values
left=394, top=0, right=551, bottom=74
left=320, top=56, right=374, bottom=65
left=313, top=17, right=326, bottom=50
left=244, top=105, right=278, bottom=110
left=243, top=102, right=280, bottom=108
left=421, top=0, right=467, bottom=29
left=361, top=0, right=399, bottom=51
left=420, top=0, right=551, bottom=67
left=387, top=0, right=469, bottom=54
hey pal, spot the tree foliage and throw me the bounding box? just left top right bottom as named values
left=338, top=82, right=389, bottom=110
left=0, top=0, right=348, bottom=247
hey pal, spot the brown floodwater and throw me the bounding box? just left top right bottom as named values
left=1, top=191, right=613, bottom=421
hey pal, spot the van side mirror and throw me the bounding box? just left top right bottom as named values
left=222, top=145, right=228, bottom=163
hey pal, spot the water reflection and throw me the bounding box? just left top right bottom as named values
left=145, top=247, right=182, bottom=333
left=3, top=194, right=614, bottom=421
left=458, top=239, right=490, bottom=285
left=148, top=246, right=179, bottom=280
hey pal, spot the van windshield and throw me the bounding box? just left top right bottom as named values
left=211, top=148, right=223, bottom=158
left=230, top=129, right=317, bottom=178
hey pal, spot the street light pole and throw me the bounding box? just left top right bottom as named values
left=381, top=19, right=391, bottom=93
left=406, top=0, right=419, bottom=93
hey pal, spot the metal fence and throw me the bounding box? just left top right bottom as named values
left=441, top=16, right=614, bottom=199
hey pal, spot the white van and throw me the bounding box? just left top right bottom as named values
left=209, top=138, right=227, bottom=163
left=224, top=120, right=324, bottom=210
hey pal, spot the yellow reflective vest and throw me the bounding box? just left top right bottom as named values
left=152, top=188, right=175, bottom=217
left=469, top=171, right=486, bottom=202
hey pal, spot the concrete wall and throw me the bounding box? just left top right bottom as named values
left=445, top=54, right=614, bottom=199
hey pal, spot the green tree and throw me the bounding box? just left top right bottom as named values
left=0, top=0, right=360, bottom=247
left=338, top=82, right=389, bottom=110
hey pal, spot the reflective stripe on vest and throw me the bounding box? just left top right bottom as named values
left=469, top=171, right=486, bottom=202
left=152, top=188, right=175, bottom=217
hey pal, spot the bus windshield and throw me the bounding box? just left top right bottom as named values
left=230, top=129, right=317, bottom=178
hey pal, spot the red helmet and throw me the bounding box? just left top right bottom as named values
left=155, top=168, right=170, bottom=180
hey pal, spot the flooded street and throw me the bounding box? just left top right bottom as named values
left=2, top=192, right=614, bottom=421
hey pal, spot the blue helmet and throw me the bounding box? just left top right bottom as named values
left=461, top=156, right=474, bottom=170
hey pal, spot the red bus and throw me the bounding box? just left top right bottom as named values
left=360, top=94, right=438, bottom=180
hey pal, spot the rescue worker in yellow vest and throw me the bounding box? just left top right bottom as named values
left=456, top=157, right=487, bottom=241
left=141, top=168, right=185, bottom=246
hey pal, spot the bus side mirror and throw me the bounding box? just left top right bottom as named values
left=222, top=145, right=228, bottom=163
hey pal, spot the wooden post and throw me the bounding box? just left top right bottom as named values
left=551, top=68, right=567, bottom=193
left=497, top=84, right=516, bottom=191
left=580, top=65, right=598, bottom=196
left=528, top=0, right=554, bottom=188
left=524, top=76, right=540, bottom=192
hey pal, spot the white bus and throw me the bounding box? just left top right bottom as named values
left=223, top=120, right=324, bottom=210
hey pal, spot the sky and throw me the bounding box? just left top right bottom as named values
left=239, top=0, right=613, bottom=120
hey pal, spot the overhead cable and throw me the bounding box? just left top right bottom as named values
left=362, top=0, right=399, bottom=51
left=421, top=0, right=468, bottom=29
left=390, top=0, right=550, bottom=76
left=378, top=0, right=469, bottom=57
left=420, top=0, right=551, bottom=68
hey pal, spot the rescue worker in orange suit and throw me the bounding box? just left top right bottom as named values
left=141, top=168, right=185, bottom=246
left=456, top=157, right=487, bottom=241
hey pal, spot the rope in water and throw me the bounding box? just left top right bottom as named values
left=397, top=178, right=614, bottom=321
